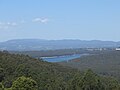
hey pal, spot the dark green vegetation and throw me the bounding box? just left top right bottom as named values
left=0, top=51, right=120, bottom=90
left=59, top=51, right=120, bottom=80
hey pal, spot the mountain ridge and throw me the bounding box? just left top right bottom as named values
left=0, top=39, right=120, bottom=51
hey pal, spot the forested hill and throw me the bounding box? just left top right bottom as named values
left=0, top=51, right=120, bottom=90
left=0, top=51, right=77, bottom=90
left=59, top=51, right=120, bottom=80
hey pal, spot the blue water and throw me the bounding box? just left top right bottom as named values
left=41, top=54, right=87, bottom=62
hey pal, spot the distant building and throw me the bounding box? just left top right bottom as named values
left=116, top=47, right=120, bottom=51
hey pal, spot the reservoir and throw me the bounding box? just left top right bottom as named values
left=41, top=54, right=88, bottom=62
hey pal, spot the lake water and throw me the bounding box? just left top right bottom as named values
left=41, top=54, right=88, bottom=62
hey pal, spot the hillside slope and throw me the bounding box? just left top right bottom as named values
left=0, top=51, right=77, bottom=90
left=0, top=51, right=120, bottom=90
left=59, top=51, right=120, bottom=79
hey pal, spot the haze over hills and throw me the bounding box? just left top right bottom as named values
left=0, top=39, right=120, bottom=51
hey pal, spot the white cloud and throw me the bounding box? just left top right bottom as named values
left=32, top=18, right=49, bottom=24
left=11, top=22, right=17, bottom=26
left=40, top=18, right=49, bottom=23
left=7, top=22, right=17, bottom=26
left=0, top=22, right=18, bottom=30
left=0, top=17, right=49, bottom=30
left=33, top=18, right=41, bottom=22
left=7, top=22, right=11, bottom=25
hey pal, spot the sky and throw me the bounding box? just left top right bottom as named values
left=0, top=0, right=120, bottom=42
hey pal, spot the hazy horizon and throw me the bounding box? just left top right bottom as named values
left=0, top=38, right=120, bottom=43
left=0, top=0, right=120, bottom=42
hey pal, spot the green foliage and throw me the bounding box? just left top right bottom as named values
left=0, top=83, right=4, bottom=90
left=60, top=51, right=120, bottom=80
left=11, top=76, right=37, bottom=90
left=0, top=51, right=120, bottom=90
left=0, top=51, right=76, bottom=90
left=101, top=77, right=120, bottom=90
left=68, top=69, right=104, bottom=90
left=78, top=69, right=103, bottom=90
left=0, top=68, right=5, bottom=82
left=69, top=69, right=120, bottom=90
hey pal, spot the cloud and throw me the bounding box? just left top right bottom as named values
left=11, top=22, right=17, bottom=26
left=0, top=17, right=49, bottom=30
left=6, top=22, right=17, bottom=26
left=32, top=18, right=49, bottom=24
left=33, top=18, right=41, bottom=22
left=0, top=22, right=18, bottom=30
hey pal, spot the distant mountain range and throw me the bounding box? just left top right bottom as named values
left=0, top=39, right=120, bottom=51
